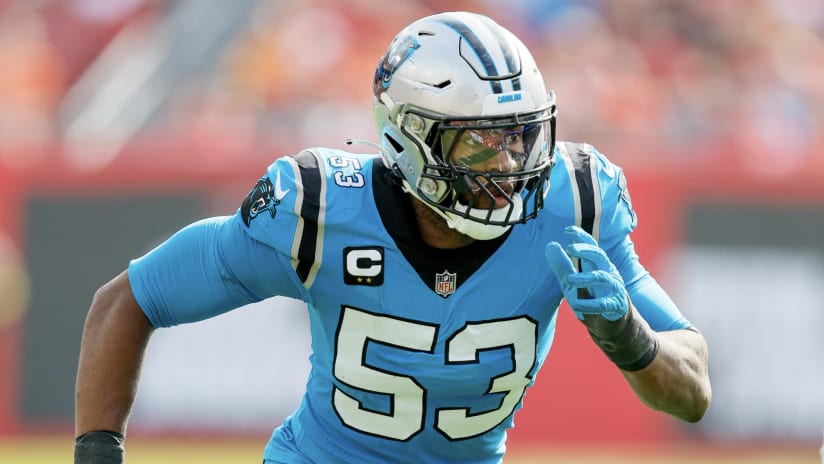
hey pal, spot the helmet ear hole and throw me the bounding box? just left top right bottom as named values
left=384, top=133, right=405, bottom=154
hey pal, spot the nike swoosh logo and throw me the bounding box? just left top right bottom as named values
left=275, top=170, right=290, bottom=200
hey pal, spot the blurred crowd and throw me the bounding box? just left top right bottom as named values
left=1, top=0, right=823, bottom=173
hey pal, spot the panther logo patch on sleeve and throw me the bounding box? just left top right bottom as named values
left=241, top=175, right=282, bottom=226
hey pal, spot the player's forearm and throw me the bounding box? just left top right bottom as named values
left=75, top=271, right=154, bottom=436
left=621, top=328, right=711, bottom=422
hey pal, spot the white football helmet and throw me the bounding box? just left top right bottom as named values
left=373, top=11, right=556, bottom=240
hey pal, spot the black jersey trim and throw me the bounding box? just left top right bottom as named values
left=557, top=142, right=604, bottom=240
left=292, top=150, right=324, bottom=286
left=571, top=150, right=596, bottom=236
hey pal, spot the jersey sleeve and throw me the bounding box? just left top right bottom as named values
left=590, top=146, right=636, bottom=251
left=606, top=235, right=691, bottom=331
left=587, top=145, right=692, bottom=331
left=128, top=158, right=311, bottom=328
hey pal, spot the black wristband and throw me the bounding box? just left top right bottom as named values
left=74, top=430, right=125, bottom=464
left=584, top=306, right=659, bottom=371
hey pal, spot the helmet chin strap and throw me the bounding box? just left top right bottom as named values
left=401, top=180, right=517, bottom=240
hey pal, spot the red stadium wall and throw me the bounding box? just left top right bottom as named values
left=1, top=144, right=822, bottom=444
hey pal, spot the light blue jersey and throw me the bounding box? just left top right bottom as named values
left=128, top=142, right=690, bottom=463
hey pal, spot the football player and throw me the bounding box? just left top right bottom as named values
left=75, top=11, right=710, bottom=464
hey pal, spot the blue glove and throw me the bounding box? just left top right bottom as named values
left=545, top=225, right=628, bottom=321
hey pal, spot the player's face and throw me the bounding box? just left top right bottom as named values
left=443, top=126, right=528, bottom=209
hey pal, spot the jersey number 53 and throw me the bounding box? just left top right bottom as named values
left=332, top=306, right=537, bottom=441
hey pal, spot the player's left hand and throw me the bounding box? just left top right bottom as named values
left=545, top=225, right=628, bottom=321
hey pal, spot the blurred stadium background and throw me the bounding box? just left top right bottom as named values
left=0, top=0, right=823, bottom=462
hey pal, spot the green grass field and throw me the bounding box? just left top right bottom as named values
left=0, top=436, right=818, bottom=463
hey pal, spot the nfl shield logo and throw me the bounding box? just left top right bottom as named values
left=435, top=270, right=457, bottom=298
